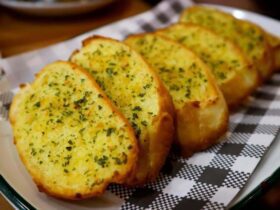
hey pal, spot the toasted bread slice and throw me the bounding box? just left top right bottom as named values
left=156, top=23, right=259, bottom=109
left=70, top=36, right=175, bottom=185
left=266, top=33, right=280, bottom=71
left=9, top=61, right=138, bottom=200
left=179, top=6, right=273, bottom=81
left=125, top=34, right=228, bottom=157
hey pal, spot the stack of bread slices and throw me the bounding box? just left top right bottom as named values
left=9, top=6, right=280, bottom=200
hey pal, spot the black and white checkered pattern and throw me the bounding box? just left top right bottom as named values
left=203, top=201, right=225, bottom=210
left=108, top=184, right=136, bottom=200
left=144, top=173, right=173, bottom=192
left=222, top=170, right=250, bottom=189
left=148, top=193, right=182, bottom=210
left=1, top=0, right=280, bottom=209
left=209, top=154, right=237, bottom=170
left=186, top=182, right=219, bottom=201
left=177, top=164, right=205, bottom=181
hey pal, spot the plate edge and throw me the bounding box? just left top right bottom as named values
left=0, top=175, right=36, bottom=210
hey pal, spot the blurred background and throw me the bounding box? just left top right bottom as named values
left=0, top=0, right=280, bottom=58
left=0, top=0, right=279, bottom=210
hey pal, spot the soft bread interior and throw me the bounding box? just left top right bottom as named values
left=125, top=34, right=228, bottom=156
left=179, top=6, right=273, bottom=80
left=70, top=37, right=175, bottom=185
left=9, top=61, right=138, bottom=199
left=156, top=23, right=259, bottom=108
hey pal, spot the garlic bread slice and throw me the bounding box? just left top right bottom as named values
left=70, top=36, right=175, bottom=185
left=179, top=6, right=273, bottom=81
left=125, top=34, right=228, bottom=157
left=9, top=61, right=138, bottom=199
left=157, top=23, right=259, bottom=108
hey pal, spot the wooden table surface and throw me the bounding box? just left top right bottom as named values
left=0, top=0, right=153, bottom=58
left=0, top=0, right=279, bottom=209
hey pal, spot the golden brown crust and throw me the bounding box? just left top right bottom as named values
left=124, top=33, right=228, bottom=158
left=70, top=37, right=175, bottom=186
left=9, top=61, right=138, bottom=199
left=266, top=33, right=280, bottom=71
left=273, top=45, right=280, bottom=71
left=255, top=33, right=274, bottom=80
left=177, top=98, right=228, bottom=157
left=126, top=77, right=175, bottom=186
left=220, top=68, right=256, bottom=110
left=176, top=63, right=229, bottom=157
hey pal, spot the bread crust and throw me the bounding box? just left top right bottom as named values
left=156, top=23, right=260, bottom=109
left=174, top=55, right=229, bottom=157
left=9, top=61, right=139, bottom=199
left=70, top=37, right=175, bottom=186
left=179, top=6, right=274, bottom=82
left=125, top=33, right=229, bottom=158
left=273, top=45, right=280, bottom=71
left=125, top=76, right=175, bottom=186
left=176, top=91, right=228, bottom=157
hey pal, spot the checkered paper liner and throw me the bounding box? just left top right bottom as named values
left=0, top=0, right=279, bottom=209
